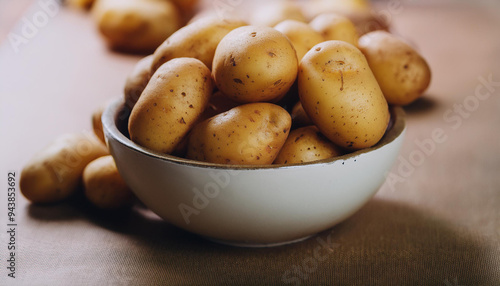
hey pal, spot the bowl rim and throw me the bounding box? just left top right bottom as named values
left=102, top=97, right=406, bottom=170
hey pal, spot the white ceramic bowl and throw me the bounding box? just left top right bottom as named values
left=102, top=98, right=406, bottom=247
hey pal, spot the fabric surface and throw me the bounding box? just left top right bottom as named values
left=0, top=1, right=499, bottom=285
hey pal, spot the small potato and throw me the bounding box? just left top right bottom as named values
left=274, top=126, right=344, bottom=164
left=151, top=16, right=247, bottom=71
left=124, top=55, right=153, bottom=110
left=291, top=101, right=313, bottom=128
left=274, top=20, right=325, bottom=61
left=92, top=0, right=182, bottom=53
left=128, top=58, right=214, bottom=154
left=299, top=41, right=389, bottom=150
left=83, top=155, right=135, bottom=209
left=20, top=132, right=109, bottom=203
left=310, top=13, right=360, bottom=47
left=358, top=31, right=432, bottom=105
left=250, top=0, right=306, bottom=27
left=91, top=105, right=106, bottom=144
left=212, top=26, right=298, bottom=103
left=187, top=103, right=292, bottom=165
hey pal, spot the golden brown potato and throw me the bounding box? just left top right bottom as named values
left=91, top=105, right=106, bottom=144
left=250, top=0, right=306, bottom=27
left=83, top=155, right=135, bottom=209
left=274, top=20, right=325, bottom=61
left=212, top=26, right=298, bottom=103
left=20, top=132, right=109, bottom=203
left=151, top=16, right=247, bottom=71
left=67, top=0, right=95, bottom=10
left=291, top=101, right=313, bottom=128
left=128, top=58, right=214, bottom=154
left=274, top=126, right=344, bottom=164
left=187, top=103, right=292, bottom=165
left=310, top=13, right=359, bottom=47
left=298, top=40, right=389, bottom=150
left=124, top=55, right=153, bottom=110
left=92, top=0, right=182, bottom=53
left=358, top=31, right=432, bottom=105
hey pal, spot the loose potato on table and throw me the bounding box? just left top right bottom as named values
left=212, top=26, right=298, bottom=103
left=92, top=0, right=182, bottom=54
left=310, top=13, right=360, bottom=47
left=124, top=54, right=153, bottom=110
left=274, top=20, right=325, bottom=61
left=298, top=40, right=389, bottom=150
left=358, top=31, right=432, bottom=106
left=83, top=155, right=135, bottom=209
left=274, top=126, right=344, bottom=165
left=187, top=103, right=292, bottom=165
left=20, top=132, right=109, bottom=204
left=151, top=16, right=247, bottom=71
left=128, top=57, right=214, bottom=154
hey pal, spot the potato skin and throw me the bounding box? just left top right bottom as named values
left=83, top=155, right=135, bottom=209
left=124, top=55, right=153, bottom=110
left=274, top=20, right=325, bottom=61
left=310, top=13, right=360, bottom=47
left=274, top=126, right=344, bottom=164
left=151, top=17, right=247, bottom=71
left=298, top=40, right=389, bottom=150
left=128, top=58, right=213, bottom=154
left=187, top=103, right=292, bottom=165
left=20, top=133, right=109, bottom=203
left=358, top=31, right=432, bottom=105
left=92, top=0, right=182, bottom=54
left=212, top=26, right=298, bottom=103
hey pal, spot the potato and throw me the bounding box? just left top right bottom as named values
left=274, top=20, right=325, bottom=61
left=128, top=58, right=214, bottom=154
left=202, top=90, right=241, bottom=120
left=274, top=126, right=344, bottom=164
left=298, top=40, right=389, bottom=150
left=212, top=26, right=298, bottom=103
left=124, top=55, right=153, bottom=110
left=92, top=0, right=182, bottom=53
left=83, top=155, right=135, bottom=209
left=67, top=0, right=95, bottom=10
left=291, top=101, right=313, bottom=128
left=250, top=0, right=306, bottom=27
left=91, top=105, right=106, bottom=144
left=310, top=13, right=360, bottom=47
left=187, top=103, right=291, bottom=165
left=169, top=0, right=199, bottom=22
left=151, top=16, right=247, bottom=71
left=20, top=132, right=109, bottom=203
left=358, top=31, right=432, bottom=105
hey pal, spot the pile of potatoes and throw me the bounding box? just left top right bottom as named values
left=21, top=0, right=431, bottom=207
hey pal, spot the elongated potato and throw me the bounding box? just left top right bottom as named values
left=128, top=58, right=214, bottom=154
left=83, top=155, right=135, bottom=209
left=274, top=126, right=344, bottom=164
left=20, top=132, right=109, bottom=203
left=310, top=13, right=359, bottom=47
left=151, top=16, right=247, bottom=71
left=358, top=31, right=432, bottom=105
left=124, top=55, right=153, bottom=110
left=187, top=103, right=292, bottom=165
left=274, top=20, right=325, bottom=61
left=299, top=40, right=389, bottom=150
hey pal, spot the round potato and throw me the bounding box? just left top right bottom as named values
left=212, top=26, right=298, bottom=103
left=310, top=13, right=359, bottom=47
left=124, top=55, right=153, bottom=110
left=299, top=40, right=389, bottom=150
left=83, top=155, right=135, bottom=209
left=151, top=16, right=247, bottom=71
left=274, top=126, right=344, bottom=164
left=128, top=58, right=214, bottom=154
left=92, top=0, right=182, bottom=53
left=20, top=132, right=109, bottom=203
left=187, top=103, right=292, bottom=165
left=250, top=0, right=306, bottom=27
left=291, top=101, right=313, bottom=128
left=274, top=20, right=325, bottom=61
left=358, top=31, right=432, bottom=105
